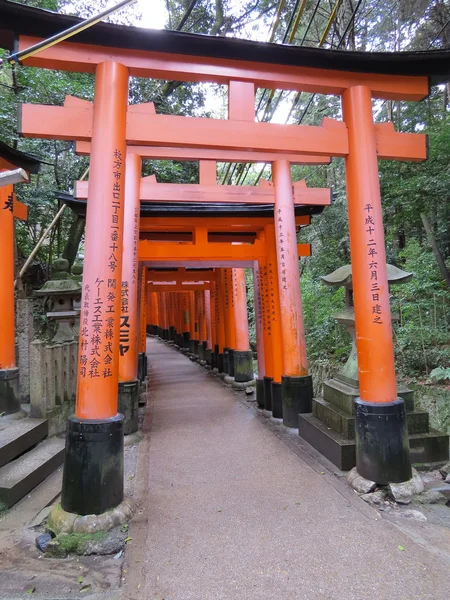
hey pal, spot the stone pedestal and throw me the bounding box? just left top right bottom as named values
left=282, top=375, right=312, bottom=427
left=0, top=368, right=24, bottom=419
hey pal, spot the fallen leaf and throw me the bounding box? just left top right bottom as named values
left=398, top=545, right=405, bottom=551
left=78, top=576, right=84, bottom=585
left=124, top=537, right=132, bottom=543
left=27, top=588, right=35, bottom=595
left=121, top=524, right=129, bottom=532
left=320, top=472, right=325, bottom=475
left=80, top=585, right=91, bottom=594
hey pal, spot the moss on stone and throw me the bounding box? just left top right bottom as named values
left=55, top=531, right=107, bottom=553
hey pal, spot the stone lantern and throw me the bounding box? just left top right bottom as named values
left=320, top=263, right=413, bottom=389
left=35, top=258, right=82, bottom=344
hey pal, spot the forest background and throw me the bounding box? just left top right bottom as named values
left=0, top=0, right=449, bottom=429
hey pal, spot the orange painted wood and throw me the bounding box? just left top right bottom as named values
left=229, top=81, right=255, bottom=121
left=76, top=179, right=331, bottom=205
left=252, top=260, right=265, bottom=378
left=273, top=160, right=308, bottom=376
left=148, top=284, right=212, bottom=292
left=0, top=182, right=16, bottom=369
left=232, top=268, right=250, bottom=352
left=118, top=152, right=141, bottom=383
left=21, top=101, right=346, bottom=156
left=76, top=141, right=330, bottom=165
left=342, top=86, right=397, bottom=403
left=18, top=36, right=429, bottom=100
left=13, top=199, right=28, bottom=221
left=265, top=225, right=284, bottom=383
left=140, top=216, right=311, bottom=231
left=75, top=61, right=129, bottom=421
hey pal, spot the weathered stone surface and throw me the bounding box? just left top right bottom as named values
left=347, top=467, right=376, bottom=494
left=413, top=490, right=448, bottom=505
left=360, top=489, right=387, bottom=506
left=47, top=503, right=77, bottom=535
left=395, top=509, right=427, bottom=522
left=389, top=468, right=424, bottom=504
left=47, top=497, right=135, bottom=535
left=45, top=540, right=68, bottom=558
left=439, top=461, right=450, bottom=479
left=79, top=527, right=126, bottom=556
left=72, top=497, right=135, bottom=534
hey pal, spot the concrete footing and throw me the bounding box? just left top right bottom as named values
left=61, top=414, right=124, bottom=516
left=118, top=379, right=139, bottom=435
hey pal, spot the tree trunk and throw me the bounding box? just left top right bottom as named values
left=62, top=215, right=85, bottom=270
left=421, top=212, right=450, bottom=288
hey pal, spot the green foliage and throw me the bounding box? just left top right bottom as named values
left=391, top=240, right=450, bottom=376
left=429, top=367, right=450, bottom=383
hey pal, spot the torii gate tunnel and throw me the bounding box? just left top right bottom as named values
left=1, top=0, right=448, bottom=516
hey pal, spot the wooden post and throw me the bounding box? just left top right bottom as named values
left=62, top=61, right=129, bottom=516
left=342, top=85, right=411, bottom=483
left=272, top=160, right=312, bottom=426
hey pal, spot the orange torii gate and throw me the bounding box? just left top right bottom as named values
left=0, top=143, right=40, bottom=420
left=2, top=0, right=441, bottom=517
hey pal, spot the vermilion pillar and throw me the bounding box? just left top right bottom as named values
left=342, top=86, right=411, bottom=483
left=260, top=257, right=274, bottom=412
left=0, top=183, right=23, bottom=418
left=117, top=152, right=141, bottom=435
left=265, top=224, right=285, bottom=418
left=204, top=290, right=213, bottom=366
left=198, top=291, right=207, bottom=361
left=137, top=267, right=148, bottom=382
left=216, top=270, right=227, bottom=374
left=62, top=61, right=129, bottom=516
left=151, top=290, right=159, bottom=335
left=231, top=268, right=254, bottom=388
left=272, top=160, right=313, bottom=427
left=253, top=260, right=266, bottom=408
left=182, top=292, right=190, bottom=350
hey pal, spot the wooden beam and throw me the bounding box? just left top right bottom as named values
left=75, top=179, right=331, bottom=206
left=21, top=99, right=347, bottom=156
left=18, top=36, right=429, bottom=100
left=139, top=216, right=311, bottom=231
left=75, top=141, right=330, bottom=164
left=148, top=284, right=212, bottom=292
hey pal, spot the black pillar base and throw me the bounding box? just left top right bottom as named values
left=218, top=353, right=225, bottom=373
left=118, top=380, right=139, bottom=435
left=256, top=378, right=265, bottom=408
left=264, top=376, right=273, bottom=412
left=183, top=331, right=190, bottom=350
left=0, top=368, right=23, bottom=418
left=355, top=397, right=412, bottom=484
left=169, top=326, right=175, bottom=341
left=137, top=352, right=147, bottom=382
left=198, top=341, right=205, bottom=360
left=228, top=349, right=235, bottom=377
left=234, top=350, right=253, bottom=383
left=223, top=348, right=230, bottom=374
left=61, top=414, right=124, bottom=515
left=205, top=348, right=212, bottom=366
left=282, top=375, right=313, bottom=428
left=272, top=382, right=283, bottom=419
left=193, top=339, right=199, bottom=356
left=162, top=328, right=170, bottom=340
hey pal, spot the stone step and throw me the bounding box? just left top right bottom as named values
left=298, top=413, right=449, bottom=472
left=312, top=397, right=429, bottom=440
left=409, top=429, right=449, bottom=467
left=0, top=418, right=48, bottom=468
left=323, top=379, right=415, bottom=414
left=0, top=437, right=65, bottom=508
